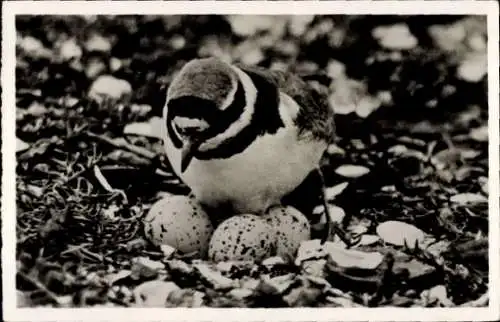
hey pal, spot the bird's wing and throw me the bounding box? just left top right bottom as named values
left=237, top=64, right=335, bottom=142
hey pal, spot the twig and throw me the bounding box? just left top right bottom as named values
left=85, top=131, right=157, bottom=160
left=17, top=271, right=62, bottom=307
left=93, top=165, right=129, bottom=204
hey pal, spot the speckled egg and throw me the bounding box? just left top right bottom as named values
left=208, top=214, right=274, bottom=262
left=264, top=206, right=311, bottom=260
left=143, top=195, right=214, bottom=256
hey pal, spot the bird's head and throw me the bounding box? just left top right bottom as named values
left=165, top=57, right=250, bottom=172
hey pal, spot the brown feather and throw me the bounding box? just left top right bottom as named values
left=236, top=64, right=335, bottom=142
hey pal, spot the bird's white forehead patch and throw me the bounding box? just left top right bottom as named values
left=173, top=116, right=209, bottom=130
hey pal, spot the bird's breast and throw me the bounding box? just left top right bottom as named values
left=164, top=122, right=327, bottom=216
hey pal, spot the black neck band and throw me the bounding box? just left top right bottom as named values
left=165, top=70, right=285, bottom=161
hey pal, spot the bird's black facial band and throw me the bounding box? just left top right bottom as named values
left=196, top=70, right=284, bottom=160
left=165, top=83, right=246, bottom=150
left=166, top=96, right=219, bottom=148
left=205, top=80, right=246, bottom=137
left=167, top=96, right=220, bottom=123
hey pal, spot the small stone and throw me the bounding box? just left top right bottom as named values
left=373, top=24, right=418, bottom=50
left=109, top=57, right=122, bottom=72
left=134, top=281, right=180, bottom=307
left=131, top=257, right=165, bottom=279
left=301, top=259, right=327, bottom=278
left=467, top=34, right=486, bottom=52
left=260, top=273, right=295, bottom=294
left=240, top=277, right=260, bottom=290
left=167, top=289, right=205, bottom=308
left=295, top=239, right=328, bottom=266
left=388, top=145, right=408, bottom=155
left=262, top=256, right=286, bottom=267
left=59, top=38, right=82, bottom=61
left=88, top=75, right=132, bottom=104
left=85, top=59, right=107, bottom=80
left=19, top=36, right=51, bottom=59
left=240, top=48, right=265, bottom=66
left=85, top=34, right=112, bottom=53
left=227, top=15, right=276, bottom=37
left=166, top=259, right=194, bottom=275
left=457, top=54, right=487, bottom=83
left=228, top=288, right=253, bottom=300
left=376, top=221, right=426, bottom=248
left=288, top=15, right=315, bottom=37
left=377, top=90, right=393, bottom=105
left=169, top=35, right=186, bottom=50
left=16, top=138, right=30, bottom=153
left=327, top=60, right=346, bottom=79
left=356, top=95, right=381, bottom=118
left=326, top=296, right=363, bottom=307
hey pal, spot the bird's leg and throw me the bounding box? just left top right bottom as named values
left=317, top=166, right=361, bottom=247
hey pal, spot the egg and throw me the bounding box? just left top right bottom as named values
left=143, top=195, right=214, bottom=256
left=264, top=205, right=311, bottom=260
left=208, top=214, right=274, bottom=262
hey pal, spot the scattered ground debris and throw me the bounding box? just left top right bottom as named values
left=15, top=15, right=488, bottom=308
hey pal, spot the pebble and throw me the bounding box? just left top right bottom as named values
left=88, top=75, right=132, bottom=104
left=85, top=34, right=112, bottom=53
left=59, top=38, right=82, bottom=61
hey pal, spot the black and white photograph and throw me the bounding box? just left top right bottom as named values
left=2, top=1, right=499, bottom=321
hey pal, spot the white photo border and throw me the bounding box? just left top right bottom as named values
left=2, top=1, right=499, bottom=321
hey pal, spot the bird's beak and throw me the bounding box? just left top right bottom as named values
left=180, top=140, right=201, bottom=173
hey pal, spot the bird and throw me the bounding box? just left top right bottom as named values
left=162, top=57, right=357, bottom=245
